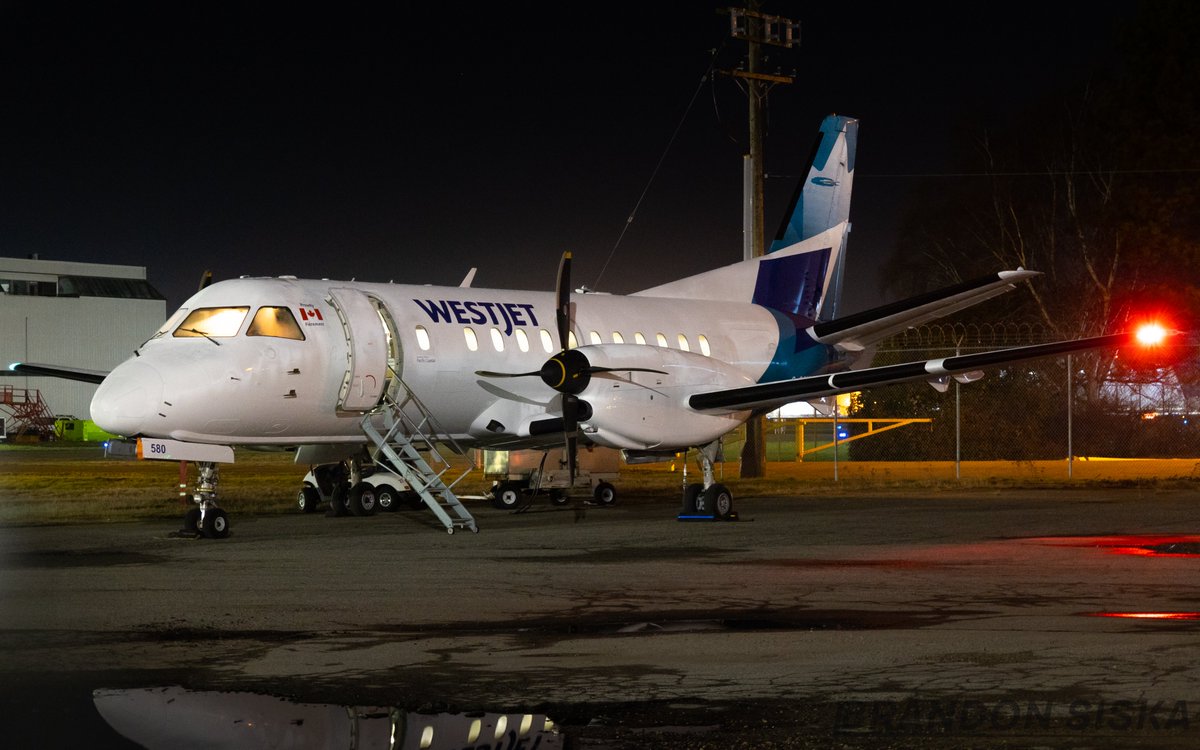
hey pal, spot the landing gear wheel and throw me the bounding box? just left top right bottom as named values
left=375, top=485, right=400, bottom=512
left=183, top=507, right=202, bottom=533
left=348, top=482, right=378, bottom=516
left=703, top=483, right=734, bottom=520
left=491, top=481, right=523, bottom=510
left=327, top=484, right=350, bottom=517
left=592, top=481, right=617, bottom=506
left=682, top=483, right=703, bottom=515
left=298, top=486, right=321, bottom=514
left=202, top=508, right=230, bottom=538
left=550, top=490, right=570, bottom=507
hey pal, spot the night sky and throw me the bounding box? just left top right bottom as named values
left=1, top=2, right=1139, bottom=315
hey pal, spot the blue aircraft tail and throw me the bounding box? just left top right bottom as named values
left=634, top=113, right=857, bottom=329
left=765, top=114, right=857, bottom=321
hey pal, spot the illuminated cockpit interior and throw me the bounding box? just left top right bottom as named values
left=174, top=307, right=249, bottom=338
left=168, top=306, right=306, bottom=340
left=247, top=306, right=305, bottom=340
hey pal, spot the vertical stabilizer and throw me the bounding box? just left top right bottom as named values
left=634, top=114, right=858, bottom=326
left=772, top=114, right=857, bottom=250
left=770, top=114, right=857, bottom=320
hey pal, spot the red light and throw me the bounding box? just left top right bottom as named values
left=1089, top=612, right=1200, bottom=620
left=1135, top=322, right=1168, bottom=346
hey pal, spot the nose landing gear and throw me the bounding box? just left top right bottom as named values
left=179, top=461, right=231, bottom=539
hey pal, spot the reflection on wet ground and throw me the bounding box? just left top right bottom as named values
left=1034, top=534, right=1200, bottom=557
left=93, top=686, right=562, bottom=749
left=8, top=493, right=1200, bottom=748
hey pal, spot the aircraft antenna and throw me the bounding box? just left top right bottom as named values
left=591, top=46, right=721, bottom=290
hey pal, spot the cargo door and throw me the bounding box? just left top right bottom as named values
left=328, top=287, right=388, bottom=412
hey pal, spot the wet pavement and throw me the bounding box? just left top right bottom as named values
left=2, top=487, right=1200, bottom=747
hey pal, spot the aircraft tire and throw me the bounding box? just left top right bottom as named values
left=183, top=507, right=202, bottom=532
left=375, top=485, right=400, bottom=512
left=492, top=482, right=523, bottom=510
left=682, top=483, right=704, bottom=515
left=348, top=482, right=378, bottom=516
left=202, top=508, right=231, bottom=539
left=593, top=481, right=617, bottom=506
left=703, top=483, right=734, bottom=520
left=298, top=486, right=321, bottom=514
left=328, top=484, right=350, bottom=517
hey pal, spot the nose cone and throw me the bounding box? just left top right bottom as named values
left=90, top=359, right=164, bottom=436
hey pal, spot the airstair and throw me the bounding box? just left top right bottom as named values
left=359, top=381, right=478, bottom=534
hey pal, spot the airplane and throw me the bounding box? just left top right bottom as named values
left=8, top=114, right=1167, bottom=538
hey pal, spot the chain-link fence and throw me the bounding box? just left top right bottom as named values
left=756, top=323, right=1200, bottom=466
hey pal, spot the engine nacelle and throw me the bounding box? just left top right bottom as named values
left=569, top=345, right=754, bottom=450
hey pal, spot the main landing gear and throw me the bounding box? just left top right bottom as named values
left=179, top=461, right=231, bottom=539
left=678, top=440, right=738, bottom=522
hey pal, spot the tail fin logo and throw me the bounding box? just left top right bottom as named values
left=811, top=177, right=839, bottom=187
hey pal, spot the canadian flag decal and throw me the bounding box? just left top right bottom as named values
left=299, top=307, right=323, bottom=322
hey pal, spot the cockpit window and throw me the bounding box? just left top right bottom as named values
left=247, top=306, right=306, bottom=340
left=173, top=307, right=250, bottom=338
left=151, top=307, right=189, bottom=340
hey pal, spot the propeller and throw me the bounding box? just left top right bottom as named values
left=553, top=251, right=581, bottom=490
left=475, top=251, right=665, bottom=491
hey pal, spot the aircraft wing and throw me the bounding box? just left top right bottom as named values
left=6, top=362, right=109, bottom=384
left=808, top=270, right=1039, bottom=352
left=689, top=332, right=1132, bottom=414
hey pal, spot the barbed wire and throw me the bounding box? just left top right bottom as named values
left=878, top=322, right=1057, bottom=350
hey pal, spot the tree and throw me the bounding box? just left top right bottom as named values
left=877, top=1, right=1200, bottom=413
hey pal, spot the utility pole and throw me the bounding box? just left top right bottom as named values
left=721, top=2, right=800, bottom=479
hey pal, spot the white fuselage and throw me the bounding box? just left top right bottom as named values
left=90, top=277, right=781, bottom=451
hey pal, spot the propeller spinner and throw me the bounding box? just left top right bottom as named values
left=475, top=251, right=663, bottom=489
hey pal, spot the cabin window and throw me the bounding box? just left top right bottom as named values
left=677, top=334, right=690, bottom=352
left=698, top=334, right=711, bottom=356
left=247, top=306, right=306, bottom=340
left=539, top=329, right=554, bottom=353
left=515, top=329, right=530, bottom=352
left=634, top=332, right=646, bottom=345
left=656, top=332, right=668, bottom=347
left=589, top=330, right=602, bottom=345
left=464, top=327, right=478, bottom=351
left=490, top=327, right=504, bottom=351
left=567, top=331, right=578, bottom=349
left=173, top=306, right=249, bottom=338
left=414, top=325, right=431, bottom=351
left=612, top=331, right=624, bottom=344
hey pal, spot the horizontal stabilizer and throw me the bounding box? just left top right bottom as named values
left=807, top=269, right=1039, bottom=352
left=690, top=331, right=1136, bottom=414
left=6, top=362, right=109, bottom=384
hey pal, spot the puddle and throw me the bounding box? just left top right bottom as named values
left=1035, top=534, right=1200, bottom=558
left=559, top=608, right=985, bottom=635
left=93, top=685, right=563, bottom=749
left=7, top=549, right=166, bottom=568
left=1084, top=612, right=1200, bottom=621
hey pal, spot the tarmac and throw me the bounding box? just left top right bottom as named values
left=3, top=485, right=1200, bottom=748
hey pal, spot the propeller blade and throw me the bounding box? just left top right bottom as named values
left=555, top=251, right=572, bottom=352
left=566, top=432, right=577, bottom=489
left=475, top=370, right=543, bottom=378
left=562, top=393, right=580, bottom=489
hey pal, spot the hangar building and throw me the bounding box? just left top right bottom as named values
left=1, top=256, right=167, bottom=432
